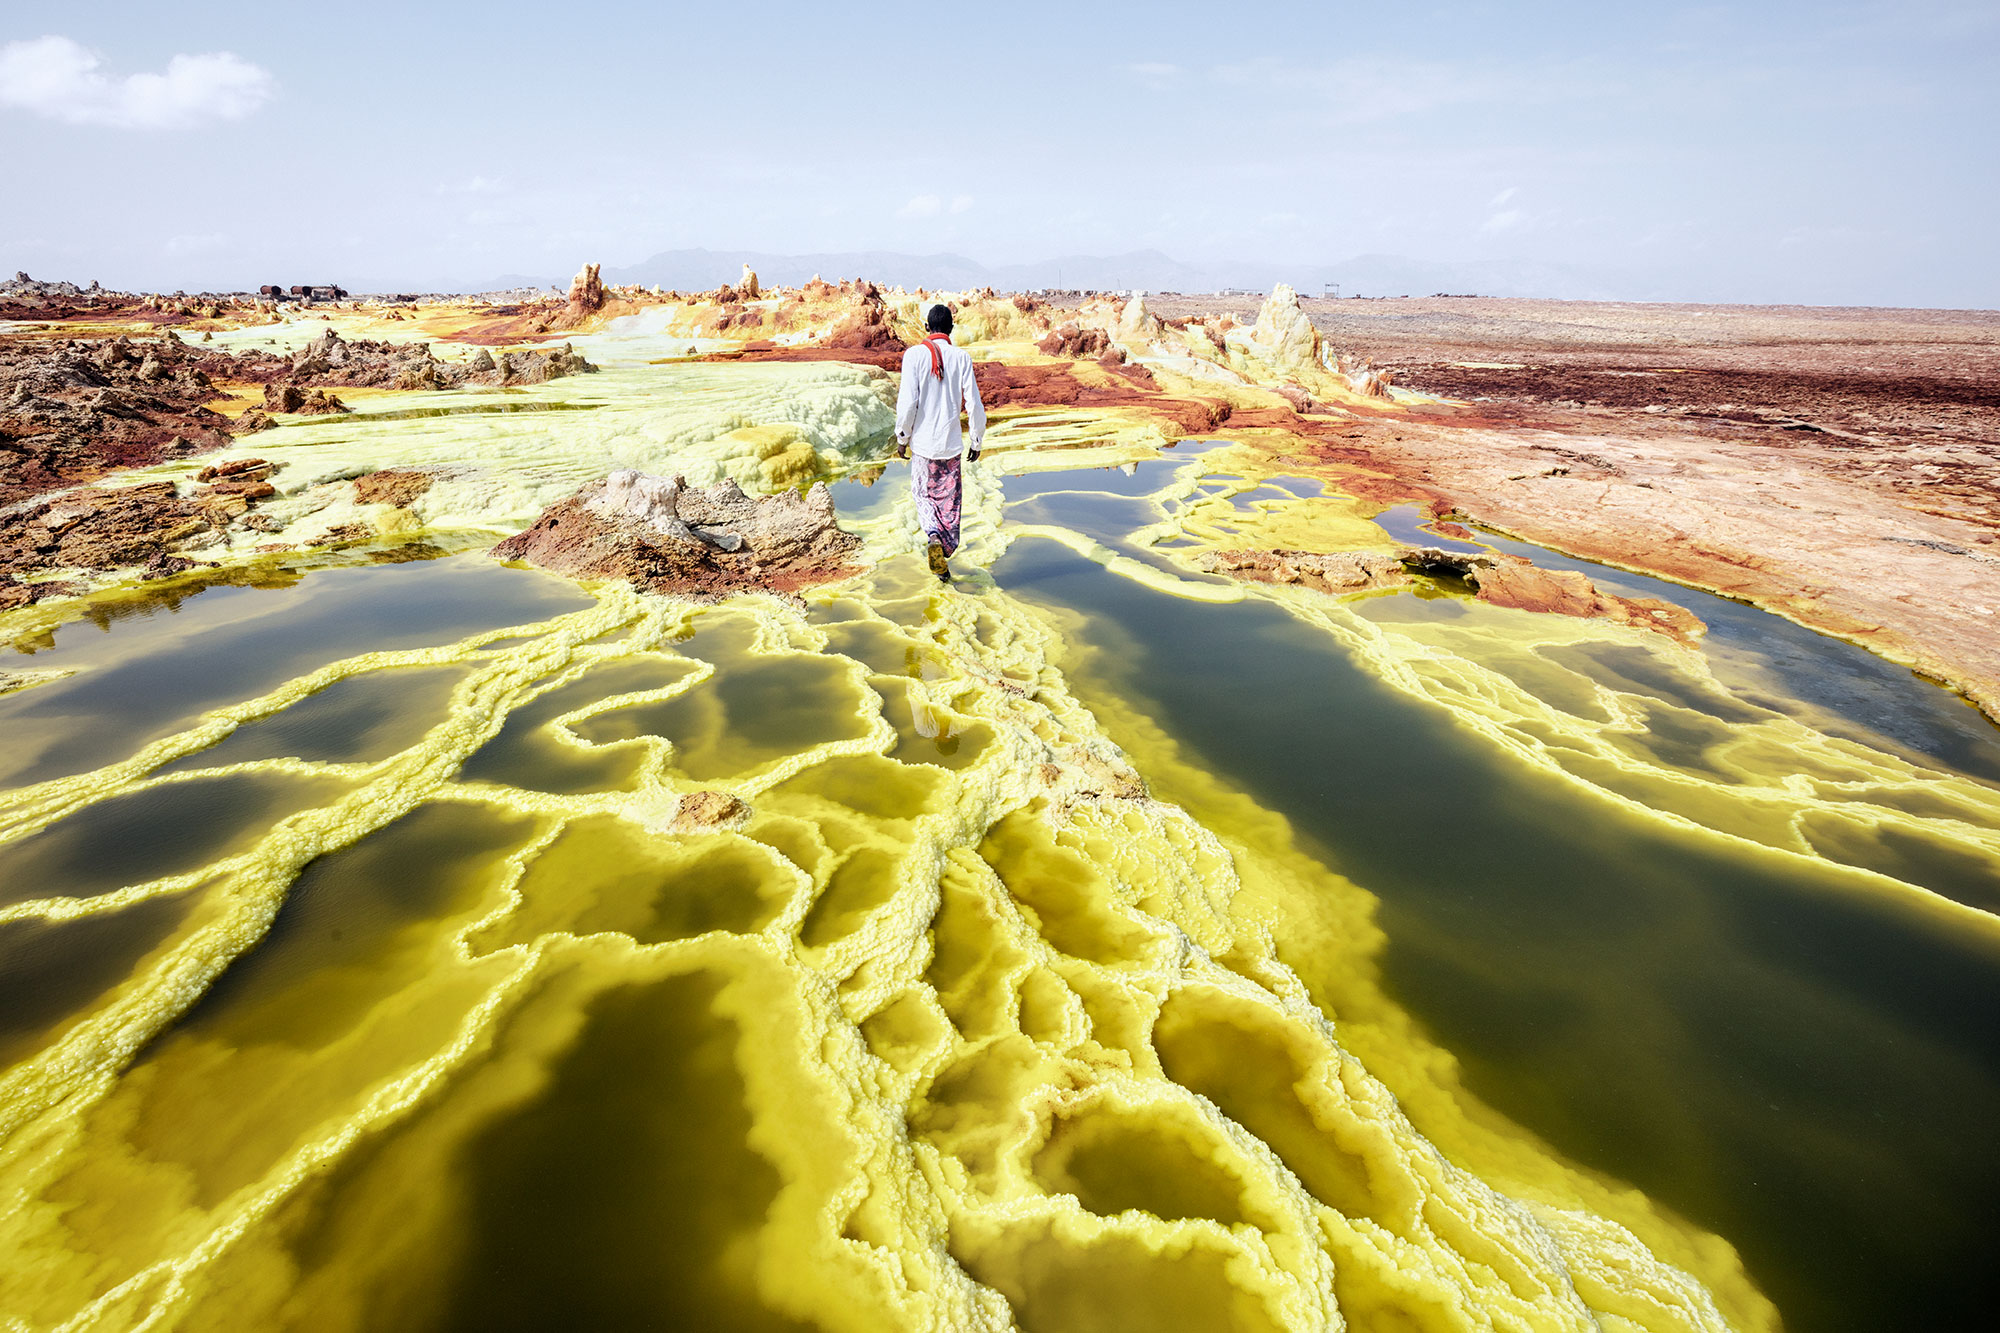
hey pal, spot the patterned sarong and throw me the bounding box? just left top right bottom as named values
left=911, top=454, right=963, bottom=557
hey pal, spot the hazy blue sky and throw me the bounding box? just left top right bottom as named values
left=3, top=0, right=1995, bottom=305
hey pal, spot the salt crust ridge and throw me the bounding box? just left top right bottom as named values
left=24, top=450, right=1956, bottom=1329
left=0, top=560, right=1768, bottom=1330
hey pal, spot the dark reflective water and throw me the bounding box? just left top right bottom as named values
left=8, top=456, right=1998, bottom=1331
left=998, top=458, right=1190, bottom=499
left=994, top=535, right=2000, bottom=1333
left=0, top=557, right=593, bottom=788
left=1372, top=502, right=1487, bottom=553
left=1376, top=504, right=2000, bottom=784
left=0, top=772, right=350, bottom=906
left=825, top=470, right=902, bottom=522
left=1006, top=493, right=1160, bottom=543
left=0, top=889, right=194, bottom=1066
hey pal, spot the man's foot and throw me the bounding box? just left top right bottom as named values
left=927, top=542, right=951, bottom=582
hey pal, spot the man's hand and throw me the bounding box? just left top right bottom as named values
left=894, top=440, right=909, bottom=460
left=967, top=446, right=981, bottom=463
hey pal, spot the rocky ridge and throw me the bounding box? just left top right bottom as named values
left=1200, top=544, right=1705, bottom=643
left=0, top=458, right=283, bottom=610
left=492, top=470, right=863, bottom=598
left=244, top=327, right=599, bottom=395
left=1, top=328, right=599, bottom=505
left=1, top=334, right=238, bottom=505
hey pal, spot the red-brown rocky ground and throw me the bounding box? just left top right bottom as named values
left=493, top=473, right=862, bottom=599
left=0, top=329, right=597, bottom=510
left=0, top=459, right=283, bottom=610
left=1148, top=295, right=2000, bottom=720
left=0, top=335, right=241, bottom=506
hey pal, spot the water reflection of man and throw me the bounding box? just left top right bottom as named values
left=893, top=303, right=986, bottom=582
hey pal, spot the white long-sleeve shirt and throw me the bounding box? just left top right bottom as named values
left=894, top=337, right=986, bottom=460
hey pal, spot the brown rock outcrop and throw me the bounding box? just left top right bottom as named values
left=0, top=335, right=242, bottom=505
left=571, top=262, right=604, bottom=312
left=705, top=282, right=909, bottom=370
left=1201, top=544, right=1704, bottom=643
left=548, top=263, right=606, bottom=330
left=0, top=478, right=189, bottom=576
left=352, top=467, right=439, bottom=507
left=263, top=383, right=349, bottom=415
left=1198, top=548, right=1412, bottom=593
left=1036, top=323, right=1111, bottom=359
left=0, top=276, right=232, bottom=328
left=1452, top=552, right=1705, bottom=642
left=195, top=457, right=278, bottom=485
left=816, top=283, right=905, bottom=360
left=233, top=328, right=599, bottom=396
left=672, top=790, right=749, bottom=832
left=491, top=470, right=862, bottom=598
left=488, top=343, right=597, bottom=386
left=281, top=328, right=391, bottom=383
left=0, top=574, right=85, bottom=611
left=815, top=303, right=909, bottom=367
left=0, top=464, right=287, bottom=603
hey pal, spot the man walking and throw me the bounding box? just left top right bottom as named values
left=894, top=303, right=985, bottom=581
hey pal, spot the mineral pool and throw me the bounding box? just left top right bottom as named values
left=2, top=319, right=1997, bottom=1333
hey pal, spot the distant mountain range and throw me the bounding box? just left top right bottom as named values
left=475, top=247, right=1656, bottom=302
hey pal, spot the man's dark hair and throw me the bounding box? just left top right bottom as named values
left=927, top=303, right=953, bottom=334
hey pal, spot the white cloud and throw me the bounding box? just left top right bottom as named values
left=1481, top=209, right=1529, bottom=233
left=0, top=35, right=274, bottom=130
left=949, top=194, right=973, bottom=214
left=1489, top=186, right=1520, bottom=207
